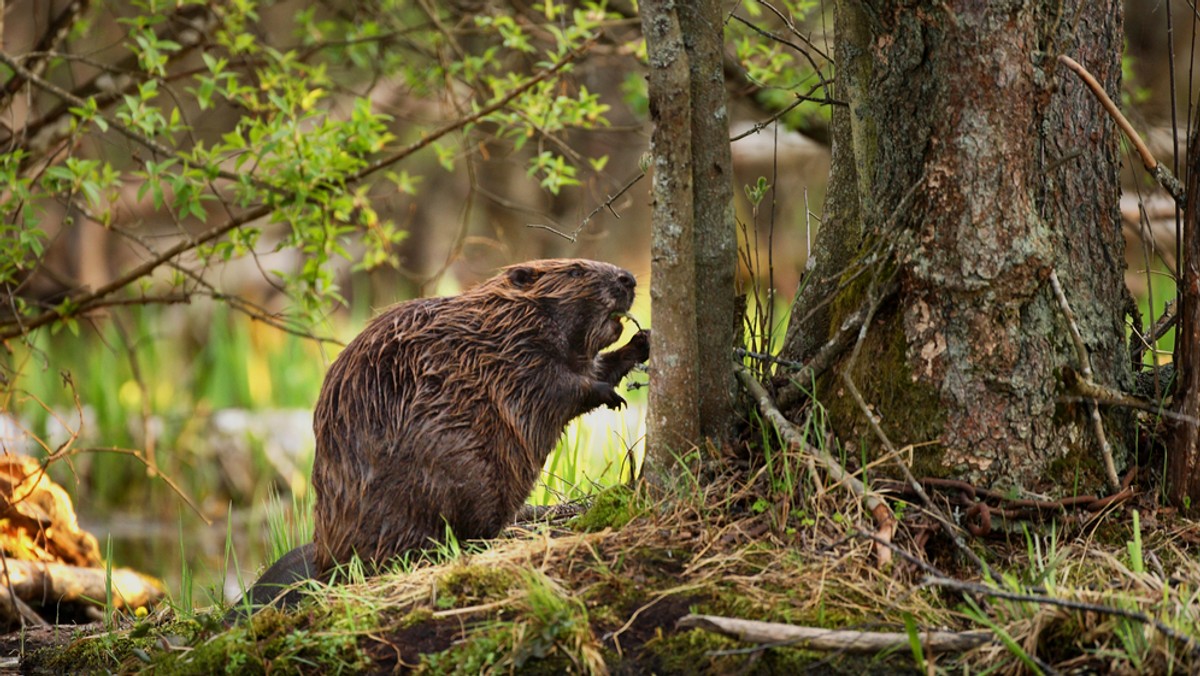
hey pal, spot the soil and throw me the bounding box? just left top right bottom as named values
left=0, top=623, right=97, bottom=674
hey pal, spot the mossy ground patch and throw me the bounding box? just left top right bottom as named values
left=14, top=469, right=1200, bottom=674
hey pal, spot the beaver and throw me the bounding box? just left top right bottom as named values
left=235, top=259, right=649, bottom=612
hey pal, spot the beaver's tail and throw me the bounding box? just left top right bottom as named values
left=225, top=542, right=317, bottom=623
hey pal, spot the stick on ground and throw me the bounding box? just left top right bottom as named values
left=678, top=614, right=994, bottom=653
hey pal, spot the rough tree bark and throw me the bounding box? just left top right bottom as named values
left=640, top=0, right=738, bottom=466
left=782, top=1, right=1133, bottom=492
left=642, top=0, right=701, bottom=458
left=1169, top=130, right=1200, bottom=509
left=680, top=0, right=738, bottom=443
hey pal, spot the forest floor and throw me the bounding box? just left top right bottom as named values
left=7, top=467, right=1200, bottom=675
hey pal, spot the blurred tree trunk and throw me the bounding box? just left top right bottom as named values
left=641, top=0, right=737, bottom=468
left=1169, top=130, right=1200, bottom=509
left=781, top=0, right=1134, bottom=492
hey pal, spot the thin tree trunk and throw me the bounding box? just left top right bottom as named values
left=782, top=1, right=1133, bottom=492
left=680, top=0, right=737, bottom=442
left=642, top=0, right=701, bottom=462
left=1168, top=129, right=1200, bottom=508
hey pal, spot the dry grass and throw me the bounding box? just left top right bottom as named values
left=21, top=463, right=1200, bottom=675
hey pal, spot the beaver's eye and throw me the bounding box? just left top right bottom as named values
left=567, top=267, right=585, bottom=278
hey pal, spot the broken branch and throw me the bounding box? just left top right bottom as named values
left=735, top=365, right=895, bottom=567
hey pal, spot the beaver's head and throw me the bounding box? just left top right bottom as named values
left=494, top=259, right=637, bottom=359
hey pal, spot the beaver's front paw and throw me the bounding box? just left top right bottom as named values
left=590, top=381, right=627, bottom=410
left=625, top=329, right=650, bottom=363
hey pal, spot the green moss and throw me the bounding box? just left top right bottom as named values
left=822, top=308, right=947, bottom=478
left=25, top=629, right=151, bottom=674
left=571, top=484, right=640, bottom=532
left=400, top=607, right=435, bottom=628
left=419, top=625, right=578, bottom=675
left=30, top=607, right=371, bottom=675
left=148, top=608, right=369, bottom=675
left=649, top=628, right=823, bottom=674
left=436, top=564, right=519, bottom=606
left=420, top=626, right=509, bottom=675
left=23, top=612, right=233, bottom=674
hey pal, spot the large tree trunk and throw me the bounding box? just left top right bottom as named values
left=782, top=1, right=1133, bottom=492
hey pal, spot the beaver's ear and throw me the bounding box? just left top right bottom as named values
left=507, top=266, right=539, bottom=288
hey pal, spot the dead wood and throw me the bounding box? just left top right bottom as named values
left=678, top=613, right=993, bottom=653
left=0, top=558, right=165, bottom=613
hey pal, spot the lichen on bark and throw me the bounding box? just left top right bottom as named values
left=783, top=0, right=1133, bottom=494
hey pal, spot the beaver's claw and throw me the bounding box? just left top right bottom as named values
left=626, top=329, right=650, bottom=363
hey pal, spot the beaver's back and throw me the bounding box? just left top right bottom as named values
left=310, top=259, right=643, bottom=573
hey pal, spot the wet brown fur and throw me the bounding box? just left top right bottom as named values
left=308, top=258, right=647, bottom=574
left=230, top=259, right=647, bottom=618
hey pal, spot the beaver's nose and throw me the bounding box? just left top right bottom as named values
left=618, top=271, right=636, bottom=290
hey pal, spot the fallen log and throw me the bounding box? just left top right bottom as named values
left=0, top=558, right=164, bottom=614
left=0, top=584, right=49, bottom=628
left=677, top=614, right=993, bottom=654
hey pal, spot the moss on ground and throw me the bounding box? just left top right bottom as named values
left=26, top=602, right=369, bottom=675
left=15, top=471, right=1200, bottom=675
left=571, top=484, right=641, bottom=532
left=436, top=564, right=520, bottom=606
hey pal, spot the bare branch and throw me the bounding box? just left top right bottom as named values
left=678, top=613, right=993, bottom=653
left=528, top=169, right=645, bottom=242
left=736, top=364, right=895, bottom=567
left=1057, top=54, right=1186, bottom=205
left=1048, top=269, right=1121, bottom=492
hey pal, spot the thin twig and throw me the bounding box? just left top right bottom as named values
left=527, top=168, right=645, bottom=242
left=1057, top=54, right=1186, bottom=205
left=727, top=12, right=833, bottom=106
left=1048, top=269, right=1121, bottom=492
left=1131, top=299, right=1177, bottom=367
left=923, top=576, right=1200, bottom=658
left=842, top=358, right=997, bottom=582
left=0, top=0, right=93, bottom=113
left=729, top=87, right=844, bottom=143
left=736, top=365, right=895, bottom=567
left=752, top=0, right=832, bottom=63
left=772, top=289, right=892, bottom=410
left=59, top=447, right=208, bottom=524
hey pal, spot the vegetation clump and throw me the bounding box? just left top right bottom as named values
left=436, top=565, right=520, bottom=607
left=25, top=604, right=370, bottom=675
left=571, top=484, right=643, bottom=532
left=16, top=472, right=1200, bottom=673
